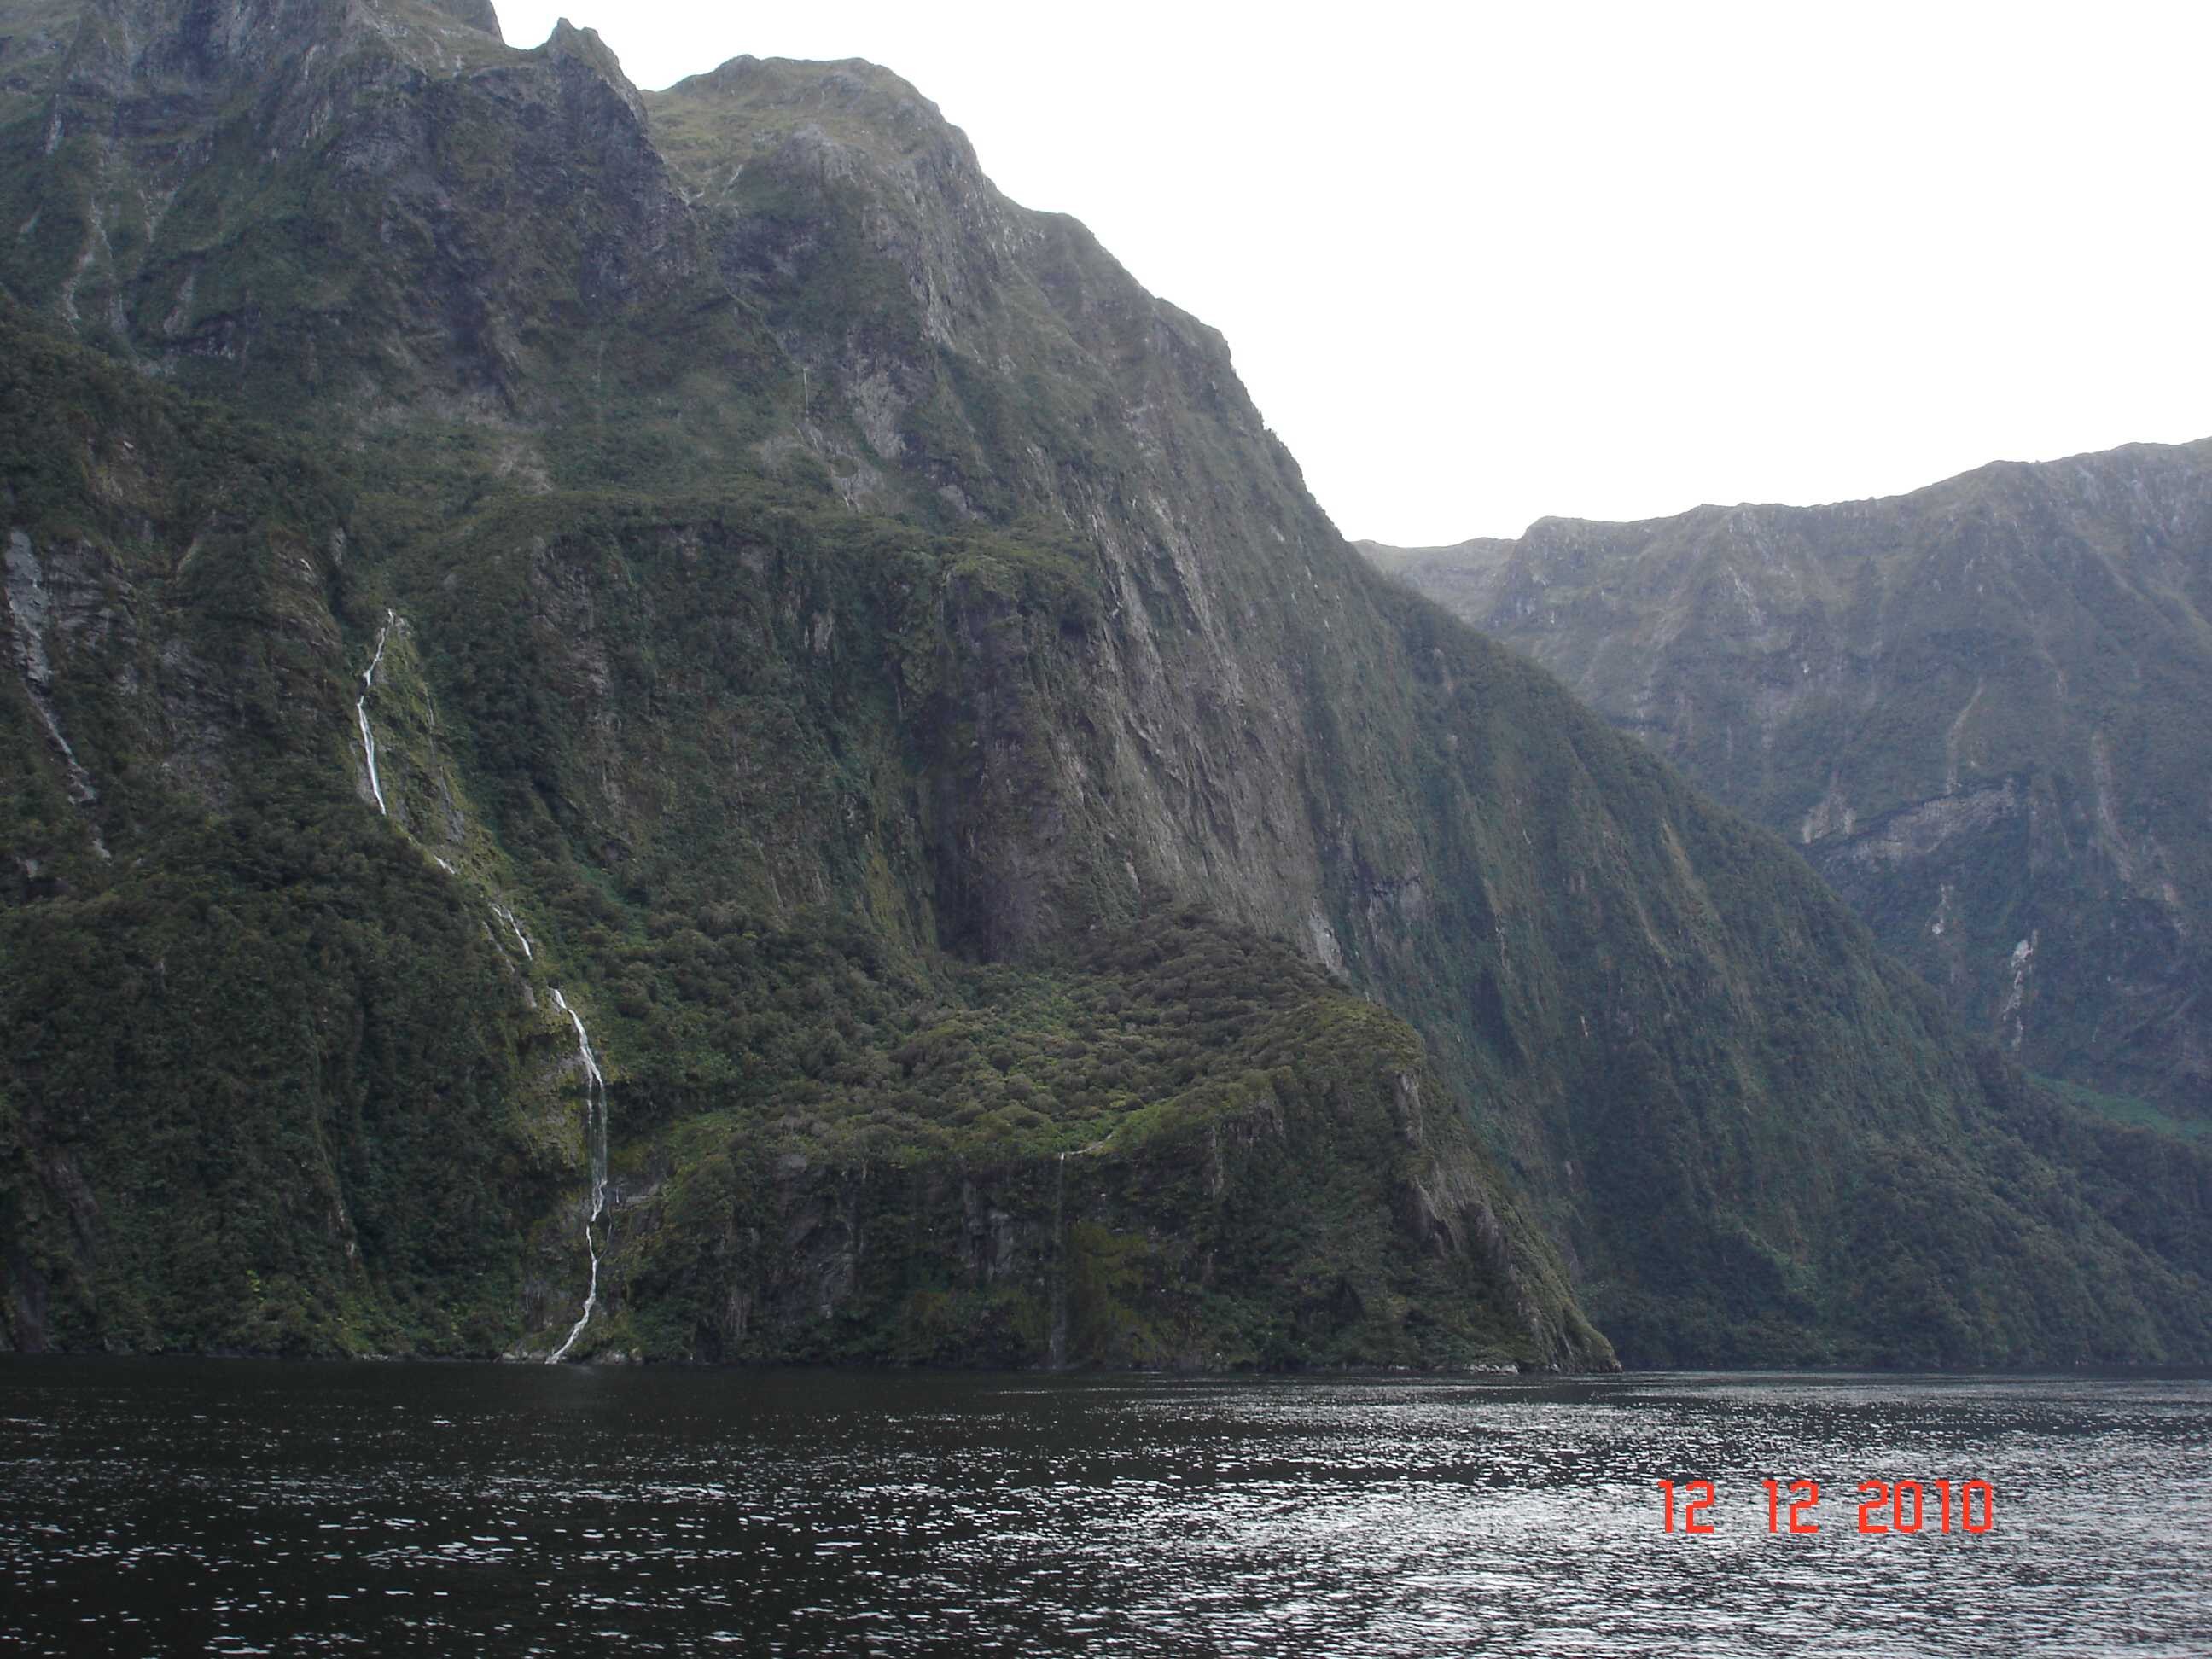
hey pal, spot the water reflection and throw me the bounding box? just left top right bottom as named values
left=1, top=1363, right=2206, bottom=1655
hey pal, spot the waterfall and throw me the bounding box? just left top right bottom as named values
left=1048, top=1151, right=1069, bottom=1370
left=547, top=987, right=610, bottom=1363
left=356, top=611, right=393, bottom=817
left=493, top=904, right=533, bottom=959
left=549, top=1195, right=602, bottom=1364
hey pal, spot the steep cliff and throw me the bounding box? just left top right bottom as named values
left=1371, top=444, right=2212, bottom=1122
left=0, top=0, right=2203, bottom=1366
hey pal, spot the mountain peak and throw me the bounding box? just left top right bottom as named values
left=652, top=49, right=971, bottom=179
left=544, top=16, right=624, bottom=77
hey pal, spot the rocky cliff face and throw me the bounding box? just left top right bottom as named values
left=1372, top=445, right=2212, bottom=1121
left=0, top=0, right=2205, bottom=1367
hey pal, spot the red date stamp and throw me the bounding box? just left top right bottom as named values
left=1657, top=1479, right=1994, bottom=1534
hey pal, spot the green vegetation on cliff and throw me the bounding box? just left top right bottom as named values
left=0, top=310, right=1604, bottom=1367
left=1370, top=450, right=2212, bottom=1119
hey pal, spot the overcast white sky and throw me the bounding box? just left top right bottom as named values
left=498, top=0, right=2212, bottom=544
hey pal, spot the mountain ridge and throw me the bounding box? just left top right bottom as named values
left=1371, top=437, right=2212, bottom=1118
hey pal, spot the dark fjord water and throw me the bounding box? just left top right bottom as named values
left=1, top=1362, right=2205, bottom=1656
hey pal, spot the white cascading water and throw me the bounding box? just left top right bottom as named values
left=546, top=987, right=610, bottom=1362
left=356, top=610, right=393, bottom=817
left=343, top=612, right=602, bottom=1359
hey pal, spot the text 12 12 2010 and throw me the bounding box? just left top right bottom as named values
left=1656, top=1479, right=1994, bottom=1534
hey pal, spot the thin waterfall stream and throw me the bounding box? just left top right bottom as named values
left=547, top=988, right=610, bottom=1363
left=355, top=611, right=393, bottom=817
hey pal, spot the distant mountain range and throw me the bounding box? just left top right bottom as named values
left=1366, top=439, right=2212, bottom=1123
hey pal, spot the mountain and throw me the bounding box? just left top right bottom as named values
left=0, top=0, right=2204, bottom=1368
left=1368, top=444, right=2212, bottom=1126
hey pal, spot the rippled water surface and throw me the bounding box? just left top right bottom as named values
left=2, top=1360, right=2207, bottom=1654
